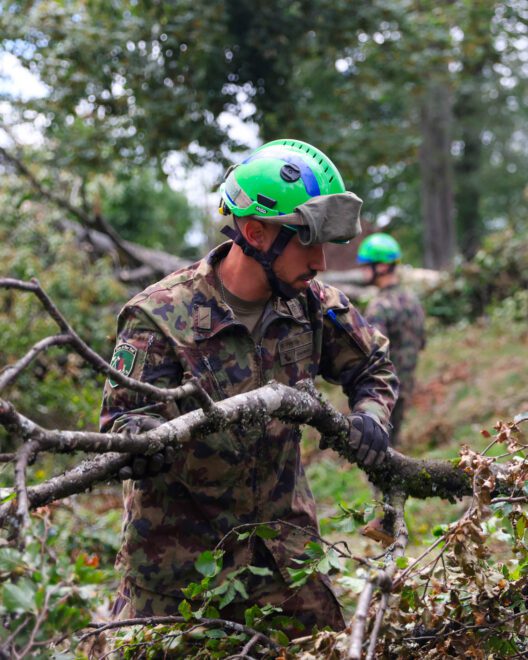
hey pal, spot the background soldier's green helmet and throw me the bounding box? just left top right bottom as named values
left=357, top=233, right=402, bottom=264
left=219, top=138, right=346, bottom=219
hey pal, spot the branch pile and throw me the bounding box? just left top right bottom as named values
left=0, top=278, right=526, bottom=659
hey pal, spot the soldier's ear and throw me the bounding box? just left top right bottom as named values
left=242, top=218, right=269, bottom=250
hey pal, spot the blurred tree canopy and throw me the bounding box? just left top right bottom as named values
left=99, top=168, right=202, bottom=257
left=1, top=0, right=527, bottom=267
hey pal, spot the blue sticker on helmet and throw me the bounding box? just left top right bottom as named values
left=243, top=149, right=321, bottom=197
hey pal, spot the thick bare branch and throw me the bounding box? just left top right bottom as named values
left=0, top=378, right=483, bottom=533
left=0, top=453, right=130, bottom=529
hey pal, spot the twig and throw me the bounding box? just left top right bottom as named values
left=77, top=615, right=282, bottom=653
left=348, top=493, right=408, bottom=660
left=347, top=580, right=375, bottom=659
left=17, top=587, right=55, bottom=659
left=13, top=440, right=39, bottom=539
left=0, top=452, right=130, bottom=527
left=0, top=146, right=143, bottom=267
left=365, top=592, right=389, bottom=660
left=0, top=277, right=204, bottom=402
left=224, top=632, right=262, bottom=659
left=491, top=495, right=528, bottom=504
left=0, top=615, right=31, bottom=657
left=0, top=334, right=71, bottom=392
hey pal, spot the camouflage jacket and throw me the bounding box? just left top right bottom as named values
left=100, top=242, right=398, bottom=599
left=364, top=283, right=425, bottom=399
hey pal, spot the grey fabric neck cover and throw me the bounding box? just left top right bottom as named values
left=252, top=191, right=363, bottom=245
left=296, top=191, right=363, bottom=245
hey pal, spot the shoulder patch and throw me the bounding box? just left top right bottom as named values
left=108, top=342, right=138, bottom=388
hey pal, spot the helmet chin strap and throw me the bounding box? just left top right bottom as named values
left=220, top=224, right=300, bottom=300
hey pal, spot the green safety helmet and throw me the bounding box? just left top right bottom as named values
left=219, top=139, right=362, bottom=246
left=357, top=232, right=402, bottom=264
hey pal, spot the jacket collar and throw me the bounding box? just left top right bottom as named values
left=191, top=242, right=310, bottom=341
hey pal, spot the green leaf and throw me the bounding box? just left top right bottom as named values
left=516, top=516, right=526, bottom=539
left=181, top=581, right=204, bottom=599
left=219, top=585, right=237, bottom=610
left=2, top=579, right=37, bottom=613
left=432, top=525, right=448, bottom=537
left=287, top=567, right=310, bottom=586
left=204, top=605, right=219, bottom=619
left=255, top=525, right=279, bottom=540
left=273, top=629, right=291, bottom=646
left=247, top=565, right=273, bottom=577
left=396, top=556, right=409, bottom=569
left=236, top=531, right=251, bottom=541
left=327, top=549, right=341, bottom=571
left=205, top=628, right=226, bottom=639
left=195, top=550, right=223, bottom=578
left=304, top=542, right=325, bottom=559
left=178, top=599, right=193, bottom=621
left=244, top=604, right=261, bottom=627
left=233, top=579, right=248, bottom=599
left=0, top=492, right=16, bottom=505
left=316, top=557, right=331, bottom=574
left=209, top=581, right=230, bottom=597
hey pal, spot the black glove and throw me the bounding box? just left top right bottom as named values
left=117, top=416, right=176, bottom=480
left=348, top=413, right=389, bottom=467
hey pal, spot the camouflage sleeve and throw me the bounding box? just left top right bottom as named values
left=319, top=295, right=399, bottom=431
left=364, top=298, right=390, bottom=338
left=99, top=306, right=183, bottom=433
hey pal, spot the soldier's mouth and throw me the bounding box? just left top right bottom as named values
left=297, top=271, right=317, bottom=284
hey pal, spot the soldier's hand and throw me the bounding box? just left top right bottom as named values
left=117, top=416, right=176, bottom=481
left=348, top=413, right=389, bottom=467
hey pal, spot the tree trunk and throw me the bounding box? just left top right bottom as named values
left=453, top=4, right=495, bottom=261
left=419, top=80, right=456, bottom=270
left=454, top=97, right=483, bottom=261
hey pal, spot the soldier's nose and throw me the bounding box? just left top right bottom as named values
left=310, top=244, right=326, bottom=272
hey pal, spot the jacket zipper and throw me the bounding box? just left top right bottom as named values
left=201, top=356, right=226, bottom=399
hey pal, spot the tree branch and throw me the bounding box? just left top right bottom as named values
left=13, top=441, right=39, bottom=538
left=0, top=146, right=189, bottom=279
left=0, top=278, right=208, bottom=402
left=0, top=334, right=71, bottom=392
left=78, top=615, right=282, bottom=654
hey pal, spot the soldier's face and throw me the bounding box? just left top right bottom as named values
left=273, top=233, right=327, bottom=290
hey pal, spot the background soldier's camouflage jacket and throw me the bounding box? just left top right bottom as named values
left=100, top=242, right=398, bottom=610
left=364, top=284, right=425, bottom=400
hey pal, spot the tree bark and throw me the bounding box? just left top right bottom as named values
left=419, top=79, right=456, bottom=270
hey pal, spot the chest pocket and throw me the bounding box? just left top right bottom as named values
left=278, top=331, right=313, bottom=366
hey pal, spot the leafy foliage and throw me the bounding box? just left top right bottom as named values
left=99, top=168, right=202, bottom=257
left=0, top=501, right=120, bottom=659
left=0, top=184, right=125, bottom=431
left=426, top=229, right=528, bottom=324
left=3, top=0, right=528, bottom=263
left=380, top=424, right=528, bottom=658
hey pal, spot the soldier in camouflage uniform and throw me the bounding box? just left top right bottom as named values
left=357, top=233, right=426, bottom=446
left=101, top=140, right=398, bottom=635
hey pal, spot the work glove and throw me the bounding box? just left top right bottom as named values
left=117, top=416, right=176, bottom=480
left=348, top=413, right=389, bottom=467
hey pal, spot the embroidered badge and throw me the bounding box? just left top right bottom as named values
left=278, top=331, right=313, bottom=366
left=195, top=305, right=212, bottom=331
left=108, top=343, right=138, bottom=388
